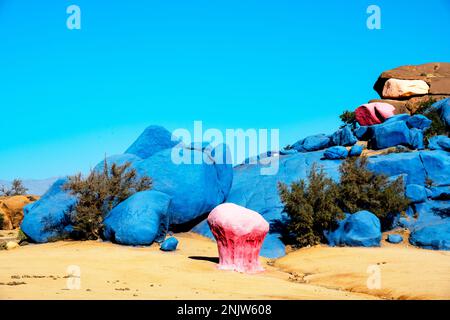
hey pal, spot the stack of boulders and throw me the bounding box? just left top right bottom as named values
left=370, top=62, right=450, bottom=114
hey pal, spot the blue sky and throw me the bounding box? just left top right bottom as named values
left=0, top=0, right=449, bottom=180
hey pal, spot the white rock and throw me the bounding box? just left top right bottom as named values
left=382, top=78, right=429, bottom=98
left=6, top=241, right=20, bottom=250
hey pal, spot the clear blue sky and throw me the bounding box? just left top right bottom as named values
left=1, top=0, right=449, bottom=180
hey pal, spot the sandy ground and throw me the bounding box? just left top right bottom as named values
left=0, top=232, right=449, bottom=300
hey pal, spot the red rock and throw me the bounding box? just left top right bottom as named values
left=207, top=203, right=269, bottom=273
left=355, top=102, right=395, bottom=126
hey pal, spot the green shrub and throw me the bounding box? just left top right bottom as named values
left=337, top=157, right=410, bottom=230
left=17, top=229, right=28, bottom=243
left=415, top=97, right=448, bottom=139
left=339, top=110, right=356, bottom=126
left=278, top=164, right=344, bottom=247
left=278, top=157, right=410, bottom=248
left=0, top=179, right=28, bottom=196
left=62, top=160, right=152, bottom=240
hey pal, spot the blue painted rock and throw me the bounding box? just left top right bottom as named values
left=324, top=146, right=348, bottom=160
left=428, top=135, right=450, bottom=151
left=410, top=221, right=450, bottom=250
left=420, top=150, right=450, bottom=186
left=370, top=121, right=411, bottom=149
left=405, top=184, right=427, bottom=203
left=103, top=190, right=171, bottom=245
left=387, top=234, right=403, bottom=244
left=20, top=178, right=77, bottom=243
left=160, top=237, right=179, bottom=251
left=349, top=145, right=363, bottom=157
left=432, top=98, right=450, bottom=128
left=330, top=125, right=357, bottom=146
left=354, top=125, right=371, bottom=140
left=125, top=125, right=180, bottom=159
left=325, top=211, right=382, bottom=247
left=406, top=114, right=432, bottom=130
left=292, top=134, right=331, bottom=152
left=429, top=186, right=450, bottom=200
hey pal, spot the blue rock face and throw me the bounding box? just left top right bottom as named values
left=160, top=237, right=179, bottom=251
left=292, top=134, right=330, bottom=152
left=103, top=190, right=171, bottom=245
left=428, top=135, right=450, bottom=151
left=354, top=126, right=370, bottom=140
left=325, top=211, right=382, bottom=247
left=410, top=222, right=450, bottom=250
left=125, top=125, right=180, bottom=159
left=349, top=145, right=363, bottom=157
left=387, top=234, right=403, bottom=244
left=409, top=128, right=424, bottom=150
left=331, top=125, right=357, bottom=146
left=21, top=178, right=77, bottom=243
left=405, top=184, right=427, bottom=203
left=324, top=146, right=348, bottom=160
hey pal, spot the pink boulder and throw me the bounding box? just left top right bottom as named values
left=207, top=203, right=269, bottom=273
left=355, top=102, right=395, bottom=126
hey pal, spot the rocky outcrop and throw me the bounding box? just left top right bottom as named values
left=372, top=63, right=450, bottom=114
left=0, top=195, right=38, bottom=230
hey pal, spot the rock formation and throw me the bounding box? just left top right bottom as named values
left=0, top=195, right=38, bottom=230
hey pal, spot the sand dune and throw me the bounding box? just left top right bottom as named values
left=0, top=232, right=448, bottom=300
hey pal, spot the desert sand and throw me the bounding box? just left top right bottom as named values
left=0, top=232, right=449, bottom=300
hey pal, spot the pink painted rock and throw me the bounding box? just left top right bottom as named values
left=207, top=203, right=269, bottom=273
left=355, top=102, right=395, bottom=126
left=382, top=79, right=429, bottom=98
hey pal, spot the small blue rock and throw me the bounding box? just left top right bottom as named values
left=331, top=125, right=357, bottom=146
left=354, top=126, right=371, bottom=140
left=324, top=146, right=348, bottom=160
left=409, top=128, right=424, bottom=150
left=428, top=135, right=450, bottom=151
left=387, top=234, right=403, bottom=244
left=160, top=237, right=179, bottom=251
left=431, top=98, right=450, bottom=129
left=349, top=145, right=363, bottom=157
left=292, top=134, right=331, bottom=152
left=405, top=184, right=427, bottom=203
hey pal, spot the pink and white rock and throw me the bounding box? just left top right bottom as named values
left=207, top=203, right=269, bottom=273
left=355, top=102, right=395, bottom=126
left=382, top=79, right=429, bottom=98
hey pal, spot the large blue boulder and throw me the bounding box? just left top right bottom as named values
left=292, top=134, right=331, bottom=152
left=406, top=114, right=432, bottom=130
left=325, top=211, right=382, bottom=247
left=103, top=190, right=171, bottom=245
left=405, top=184, right=427, bottom=203
left=370, top=121, right=411, bottom=149
left=410, top=222, right=450, bottom=250
left=132, top=145, right=232, bottom=225
left=324, top=146, right=348, bottom=160
left=160, top=237, right=179, bottom=251
left=428, top=135, right=450, bottom=151
left=21, top=178, right=77, bottom=243
left=331, top=125, right=357, bottom=146
left=125, top=125, right=180, bottom=159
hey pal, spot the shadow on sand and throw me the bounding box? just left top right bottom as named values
left=188, top=256, right=219, bottom=264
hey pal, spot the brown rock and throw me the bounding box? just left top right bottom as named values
left=374, top=62, right=450, bottom=97
left=369, top=94, right=449, bottom=115
left=0, top=195, right=39, bottom=230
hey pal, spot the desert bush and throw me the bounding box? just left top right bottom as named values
left=339, top=110, right=356, bottom=126
left=0, top=179, right=28, bottom=196
left=278, top=164, right=344, bottom=247
left=63, top=160, right=152, bottom=240
left=279, top=156, right=410, bottom=247
left=337, top=156, right=410, bottom=230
